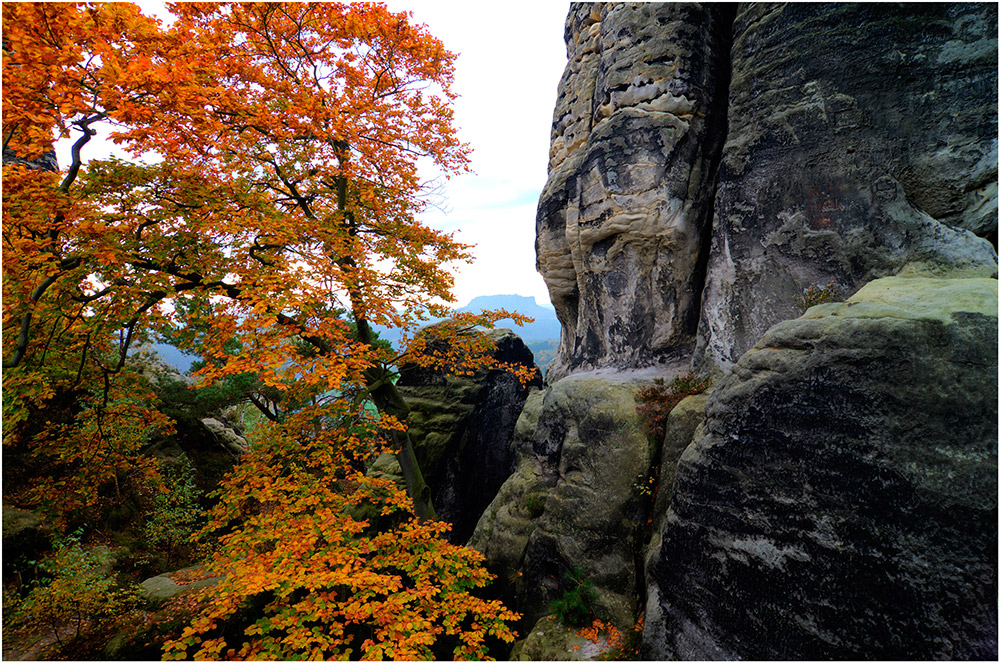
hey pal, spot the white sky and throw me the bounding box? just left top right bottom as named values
left=381, top=1, right=569, bottom=308
left=58, top=0, right=569, bottom=309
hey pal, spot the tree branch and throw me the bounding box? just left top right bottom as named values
left=59, top=113, right=105, bottom=192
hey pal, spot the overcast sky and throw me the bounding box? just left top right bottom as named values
left=59, top=1, right=570, bottom=308
left=382, top=1, right=569, bottom=307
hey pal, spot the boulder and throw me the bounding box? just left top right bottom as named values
left=2, top=507, right=50, bottom=581
left=695, top=3, right=998, bottom=370
left=395, top=327, right=542, bottom=541
left=643, top=276, right=998, bottom=659
left=471, top=374, right=657, bottom=630
left=139, top=565, right=222, bottom=609
left=511, top=615, right=611, bottom=661
left=537, top=3, right=735, bottom=381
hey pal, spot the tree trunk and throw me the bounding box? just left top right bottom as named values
left=357, top=329, right=437, bottom=521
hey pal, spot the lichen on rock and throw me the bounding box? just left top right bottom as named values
left=472, top=373, right=658, bottom=631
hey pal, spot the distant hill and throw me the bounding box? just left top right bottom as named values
left=150, top=295, right=562, bottom=373
left=371, top=294, right=561, bottom=358
left=149, top=342, right=199, bottom=373
left=460, top=294, right=561, bottom=343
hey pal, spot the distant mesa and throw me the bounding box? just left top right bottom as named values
left=460, top=294, right=561, bottom=343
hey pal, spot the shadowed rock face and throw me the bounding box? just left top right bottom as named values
left=537, top=3, right=735, bottom=382
left=396, top=328, right=542, bottom=542
left=695, top=3, right=998, bottom=370
left=643, top=277, right=999, bottom=660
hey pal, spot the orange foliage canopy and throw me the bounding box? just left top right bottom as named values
left=3, top=2, right=524, bottom=657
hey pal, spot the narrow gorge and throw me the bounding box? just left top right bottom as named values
left=466, top=3, right=997, bottom=659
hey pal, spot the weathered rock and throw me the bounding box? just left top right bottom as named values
left=395, top=327, right=542, bottom=541
left=2, top=507, right=50, bottom=581
left=471, top=374, right=656, bottom=630
left=128, top=347, right=194, bottom=388
left=2, top=145, right=58, bottom=172
left=139, top=565, right=222, bottom=609
left=142, top=417, right=242, bottom=497
left=643, top=393, right=708, bottom=562
left=537, top=3, right=735, bottom=381
left=643, top=276, right=998, bottom=659
left=695, top=3, right=998, bottom=370
left=467, top=390, right=549, bottom=612
left=511, top=615, right=610, bottom=661
left=199, top=417, right=250, bottom=456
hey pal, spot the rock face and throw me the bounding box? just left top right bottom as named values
left=643, top=393, right=708, bottom=563
left=199, top=417, right=250, bottom=456
left=695, top=3, right=998, bottom=370
left=537, top=3, right=735, bottom=381
left=396, top=328, right=542, bottom=542
left=2, top=507, right=50, bottom=583
left=2, top=146, right=58, bottom=172
left=643, top=276, right=999, bottom=660
left=470, top=374, right=656, bottom=630
left=504, top=3, right=998, bottom=659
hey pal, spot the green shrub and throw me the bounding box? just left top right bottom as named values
left=793, top=281, right=839, bottom=311
left=635, top=372, right=712, bottom=441
left=550, top=567, right=598, bottom=627
left=523, top=493, right=546, bottom=519
left=143, top=459, right=203, bottom=555
left=9, top=533, right=142, bottom=647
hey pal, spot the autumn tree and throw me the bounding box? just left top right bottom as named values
left=3, top=2, right=526, bottom=657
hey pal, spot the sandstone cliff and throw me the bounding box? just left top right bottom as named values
left=476, top=3, right=998, bottom=659
left=537, top=3, right=734, bottom=382
left=537, top=3, right=997, bottom=379
left=696, top=3, right=998, bottom=371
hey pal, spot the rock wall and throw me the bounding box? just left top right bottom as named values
left=470, top=375, right=656, bottom=631
left=502, top=2, right=999, bottom=660
left=695, top=3, right=998, bottom=370
left=396, top=328, right=542, bottom=542
left=643, top=276, right=999, bottom=659
left=538, top=3, right=998, bottom=378
left=537, top=3, right=735, bottom=381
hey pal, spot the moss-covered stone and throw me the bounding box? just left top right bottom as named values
left=473, top=374, right=657, bottom=630
left=511, top=615, right=609, bottom=661
left=645, top=276, right=999, bottom=659
left=644, top=392, right=709, bottom=564
left=138, top=566, right=222, bottom=609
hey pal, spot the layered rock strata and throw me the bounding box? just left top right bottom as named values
left=643, top=276, right=999, bottom=659
left=537, top=3, right=735, bottom=381
left=695, top=3, right=998, bottom=370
